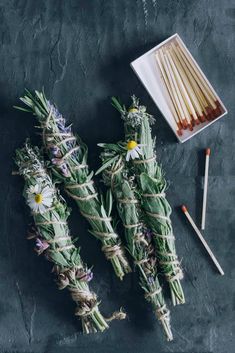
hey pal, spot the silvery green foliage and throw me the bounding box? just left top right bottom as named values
left=113, top=96, right=185, bottom=306
left=15, top=141, right=109, bottom=334
left=16, top=90, right=131, bottom=280
left=97, top=146, right=173, bottom=341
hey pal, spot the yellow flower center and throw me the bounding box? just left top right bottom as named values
left=128, top=107, right=138, bottom=113
left=127, top=140, right=138, bottom=150
left=34, top=193, right=43, bottom=204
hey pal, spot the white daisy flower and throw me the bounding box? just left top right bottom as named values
left=126, top=140, right=145, bottom=161
left=27, top=184, right=54, bottom=213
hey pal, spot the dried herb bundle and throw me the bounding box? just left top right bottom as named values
left=15, top=90, right=130, bottom=280
left=112, top=96, right=185, bottom=305
left=15, top=141, right=117, bottom=333
left=96, top=145, right=173, bottom=341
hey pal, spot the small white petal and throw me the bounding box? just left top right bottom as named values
left=135, top=146, right=143, bottom=155
left=34, top=184, right=40, bottom=193
left=42, top=186, right=53, bottom=197
left=38, top=204, right=46, bottom=213
left=32, top=203, right=38, bottom=212
left=43, top=198, right=53, bottom=207
left=126, top=151, right=131, bottom=161
left=132, top=149, right=140, bottom=159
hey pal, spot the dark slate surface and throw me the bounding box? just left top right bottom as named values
left=1, top=0, right=234, bottom=352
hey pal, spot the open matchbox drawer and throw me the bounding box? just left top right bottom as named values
left=131, top=34, right=228, bottom=143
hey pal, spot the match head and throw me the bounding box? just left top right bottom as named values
left=177, top=121, right=183, bottom=130
left=197, top=113, right=206, bottom=123
left=205, top=148, right=211, bottom=156
left=205, top=107, right=213, bottom=121
left=188, top=123, right=193, bottom=131
left=182, top=119, right=188, bottom=130
left=181, top=205, right=188, bottom=213
left=213, top=106, right=221, bottom=118
left=215, top=100, right=221, bottom=108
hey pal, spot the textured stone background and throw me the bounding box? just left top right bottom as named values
left=1, top=0, right=234, bottom=352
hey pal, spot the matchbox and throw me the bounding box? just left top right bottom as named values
left=131, top=34, right=227, bottom=143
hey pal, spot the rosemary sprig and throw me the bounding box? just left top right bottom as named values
left=15, top=90, right=131, bottom=280
left=112, top=95, right=185, bottom=306
left=15, top=141, right=110, bottom=334
left=97, top=144, right=173, bottom=341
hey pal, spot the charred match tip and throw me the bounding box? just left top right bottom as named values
left=190, top=116, right=195, bottom=126
left=200, top=114, right=207, bottom=123
left=181, top=205, right=187, bottom=213
left=215, top=100, right=221, bottom=108
left=195, top=119, right=200, bottom=125
left=206, top=148, right=211, bottom=156
left=177, top=129, right=183, bottom=136
left=177, top=122, right=183, bottom=130
left=213, top=106, right=221, bottom=118
left=188, top=123, right=193, bottom=131
left=182, top=119, right=188, bottom=130
left=205, top=109, right=213, bottom=121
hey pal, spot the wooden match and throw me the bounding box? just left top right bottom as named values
left=154, top=37, right=225, bottom=138
left=170, top=43, right=205, bottom=123
left=201, top=148, right=210, bottom=230
left=155, top=52, right=183, bottom=135
left=175, top=41, right=219, bottom=116
left=163, top=49, right=192, bottom=130
left=159, top=49, right=188, bottom=129
left=181, top=205, right=224, bottom=276
left=173, top=43, right=215, bottom=119
left=166, top=49, right=196, bottom=130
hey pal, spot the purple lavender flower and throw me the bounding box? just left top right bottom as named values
left=147, top=276, right=155, bottom=285
left=57, top=120, right=67, bottom=132
left=143, top=228, right=153, bottom=242
left=76, top=269, right=93, bottom=282
left=49, top=145, right=62, bottom=158
left=35, top=238, right=49, bottom=255
left=47, top=101, right=63, bottom=121
left=85, top=270, right=93, bottom=282
left=60, top=163, right=71, bottom=177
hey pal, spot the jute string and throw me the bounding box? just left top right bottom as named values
left=146, top=211, right=171, bottom=222
left=91, top=230, right=118, bottom=240
left=35, top=220, right=66, bottom=226
left=143, top=192, right=165, bottom=198
left=47, top=236, right=70, bottom=244
left=156, top=304, right=170, bottom=322
left=117, top=198, right=138, bottom=204
left=66, top=181, right=94, bottom=189
left=101, top=244, right=123, bottom=260
left=70, top=288, right=99, bottom=318
left=133, top=156, right=156, bottom=164
left=123, top=222, right=142, bottom=229
left=134, top=258, right=148, bottom=266
left=61, top=146, right=80, bottom=161
left=145, top=287, right=162, bottom=299
left=133, top=232, right=149, bottom=246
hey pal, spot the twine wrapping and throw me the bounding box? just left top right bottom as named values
left=133, top=156, right=156, bottom=164
left=102, top=244, right=123, bottom=260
